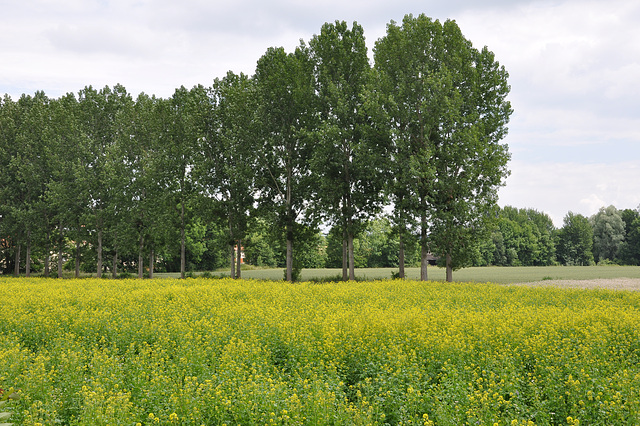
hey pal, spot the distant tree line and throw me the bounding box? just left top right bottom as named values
left=0, top=15, right=513, bottom=281
left=472, top=205, right=640, bottom=267
left=234, top=205, right=640, bottom=272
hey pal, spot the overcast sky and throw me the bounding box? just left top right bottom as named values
left=2, top=0, right=639, bottom=226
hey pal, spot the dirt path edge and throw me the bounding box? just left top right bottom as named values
left=515, top=278, right=640, bottom=291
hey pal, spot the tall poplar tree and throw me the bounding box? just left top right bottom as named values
left=12, top=92, right=53, bottom=276
left=0, top=95, right=17, bottom=273
left=255, top=45, right=318, bottom=282
left=46, top=93, right=84, bottom=278
left=77, top=85, right=123, bottom=277
left=199, top=72, right=257, bottom=279
left=157, top=85, right=208, bottom=278
left=128, top=93, right=164, bottom=278
left=0, top=94, right=21, bottom=274
left=104, top=87, right=136, bottom=278
left=309, top=21, right=388, bottom=281
left=375, top=15, right=440, bottom=280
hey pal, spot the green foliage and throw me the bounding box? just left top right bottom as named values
left=355, top=218, right=396, bottom=268
left=254, top=44, right=319, bottom=281
left=374, top=15, right=512, bottom=280
left=283, top=260, right=302, bottom=282
left=196, top=223, right=229, bottom=272
left=185, top=218, right=207, bottom=264
left=325, top=218, right=419, bottom=269
left=324, top=226, right=344, bottom=269
left=619, top=209, right=640, bottom=265
left=557, top=212, right=594, bottom=266
left=117, top=271, right=135, bottom=279
left=308, top=21, right=388, bottom=279
left=590, top=205, right=626, bottom=263
left=0, top=387, right=19, bottom=426
left=294, top=227, right=327, bottom=269
left=243, top=221, right=279, bottom=268
left=477, top=206, right=557, bottom=266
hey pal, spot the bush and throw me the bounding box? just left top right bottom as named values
left=117, top=272, right=135, bottom=279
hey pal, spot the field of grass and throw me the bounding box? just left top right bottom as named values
left=177, top=265, right=640, bottom=283
left=2, top=276, right=640, bottom=424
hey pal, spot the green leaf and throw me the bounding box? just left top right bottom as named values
left=0, top=412, right=12, bottom=420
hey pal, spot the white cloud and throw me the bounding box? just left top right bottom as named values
left=452, top=0, right=640, bottom=191
left=499, top=160, right=640, bottom=227
left=580, top=194, right=608, bottom=215
left=2, top=0, right=639, bottom=227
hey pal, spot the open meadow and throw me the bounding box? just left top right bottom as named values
left=2, top=275, right=640, bottom=425
left=174, top=265, right=640, bottom=284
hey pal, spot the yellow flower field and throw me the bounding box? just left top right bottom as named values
left=1, top=277, right=640, bottom=425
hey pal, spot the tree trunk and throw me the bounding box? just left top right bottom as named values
left=26, top=241, right=31, bottom=277
left=342, top=229, right=348, bottom=281
left=420, top=213, right=428, bottom=281
left=57, top=246, right=63, bottom=278
left=286, top=238, right=293, bottom=282
left=44, top=230, right=50, bottom=277
left=14, top=243, right=20, bottom=276
left=446, top=253, right=453, bottom=282
left=75, top=239, right=80, bottom=278
left=285, top=165, right=294, bottom=282
left=286, top=219, right=293, bottom=282
left=230, top=243, right=236, bottom=279
left=348, top=231, right=355, bottom=281
left=420, top=244, right=429, bottom=281
left=236, top=239, right=242, bottom=279
left=229, top=220, right=236, bottom=279
left=138, top=235, right=144, bottom=279
left=180, top=199, right=186, bottom=279
left=97, top=227, right=103, bottom=278
left=112, top=249, right=118, bottom=279
left=58, top=220, right=63, bottom=278
left=149, top=249, right=154, bottom=279
left=398, top=233, right=405, bottom=279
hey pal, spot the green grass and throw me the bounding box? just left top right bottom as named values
left=158, top=265, right=640, bottom=283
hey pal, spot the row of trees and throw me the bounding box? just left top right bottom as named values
left=0, top=15, right=513, bottom=281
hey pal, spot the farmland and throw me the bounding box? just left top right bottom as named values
left=218, top=265, right=640, bottom=283
left=2, top=276, right=640, bottom=425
